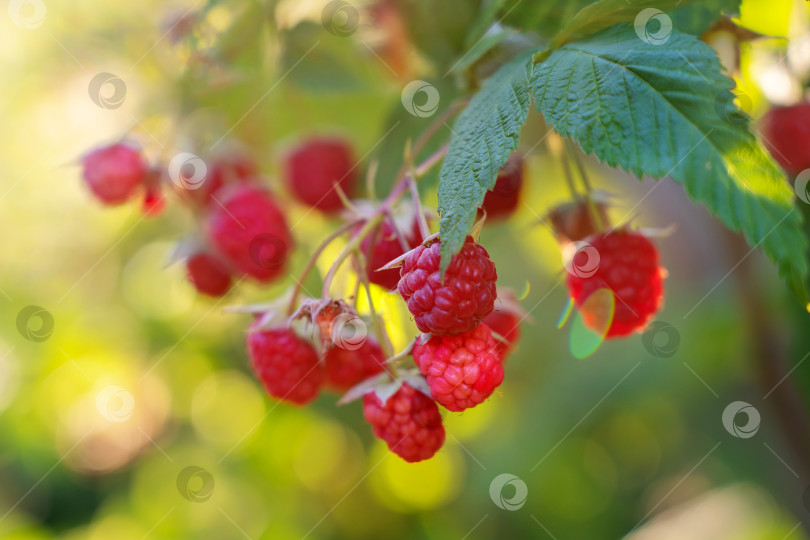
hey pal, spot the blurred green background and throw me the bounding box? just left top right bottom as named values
left=3, top=0, right=810, bottom=538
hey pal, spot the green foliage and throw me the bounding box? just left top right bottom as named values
left=464, top=0, right=508, bottom=48
left=549, top=0, right=700, bottom=46
left=502, top=0, right=596, bottom=38
left=280, top=22, right=373, bottom=93
left=671, top=0, right=742, bottom=35
left=393, top=0, right=479, bottom=70
left=532, top=23, right=807, bottom=297
left=437, top=52, right=533, bottom=273
left=449, top=25, right=517, bottom=75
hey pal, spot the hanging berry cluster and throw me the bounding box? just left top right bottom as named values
left=78, top=111, right=672, bottom=462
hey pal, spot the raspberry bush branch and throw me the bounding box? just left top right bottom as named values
left=286, top=219, right=363, bottom=316
left=437, top=10, right=808, bottom=302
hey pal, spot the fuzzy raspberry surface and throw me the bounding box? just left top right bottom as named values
left=412, top=323, right=504, bottom=412
left=324, top=340, right=385, bottom=391
left=284, top=137, right=357, bottom=213
left=565, top=230, right=664, bottom=338
left=185, top=253, right=232, bottom=297
left=82, top=143, right=147, bottom=205
left=207, top=185, right=292, bottom=282
left=398, top=237, right=497, bottom=336
left=363, top=383, right=445, bottom=462
left=247, top=328, right=324, bottom=405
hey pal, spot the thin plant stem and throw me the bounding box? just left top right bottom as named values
left=287, top=219, right=362, bottom=315
left=566, top=139, right=606, bottom=232
left=408, top=176, right=431, bottom=241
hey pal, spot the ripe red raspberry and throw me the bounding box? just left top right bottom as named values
left=324, top=340, right=385, bottom=391
left=361, top=219, right=422, bottom=290
left=761, top=102, right=810, bottom=176
left=185, top=252, right=232, bottom=297
left=284, top=137, right=357, bottom=213
left=81, top=142, right=147, bottom=205
left=207, top=184, right=292, bottom=282
left=398, top=236, right=497, bottom=336
left=247, top=328, right=324, bottom=405
left=412, top=323, right=504, bottom=412
left=479, top=154, right=523, bottom=220
left=565, top=230, right=664, bottom=338
left=484, top=309, right=521, bottom=357
left=362, top=383, right=445, bottom=462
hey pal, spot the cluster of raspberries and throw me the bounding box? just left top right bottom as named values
left=80, top=137, right=358, bottom=297
left=247, top=234, right=522, bottom=462
left=369, top=235, right=524, bottom=461
left=80, top=137, right=669, bottom=464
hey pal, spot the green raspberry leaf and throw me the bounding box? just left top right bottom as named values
left=551, top=0, right=701, bottom=47
left=437, top=52, right=534, bottom=275
left=533, top=23, right=808, bottom=300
